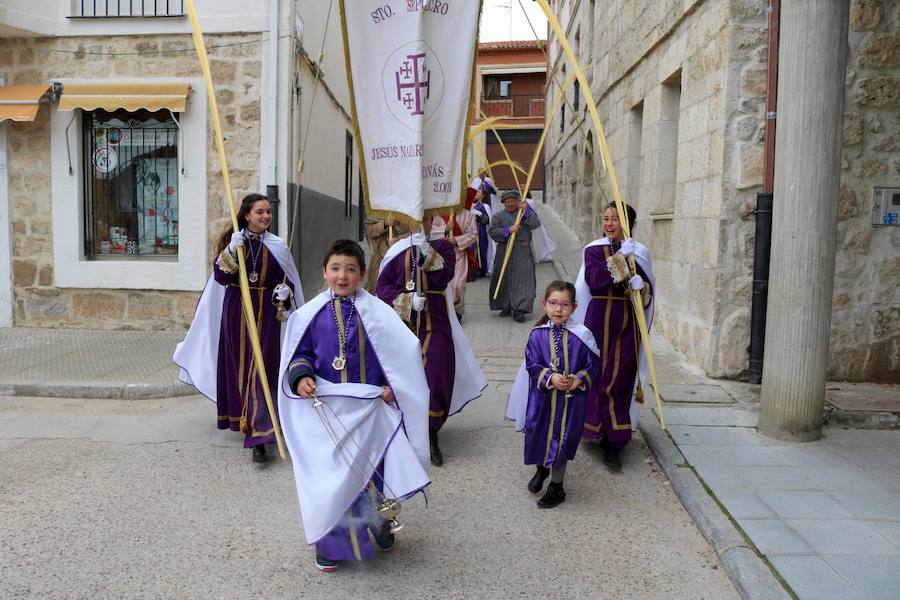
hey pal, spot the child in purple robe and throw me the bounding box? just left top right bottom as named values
left=376, top=217, right=457, bottom=466
left=507, top=281, right=599, bottom=508
left=573, top=203, right=654, bottom=472
left=174, top=193, right=304, bottom=463
left=278, top=240, right=430, bottom=573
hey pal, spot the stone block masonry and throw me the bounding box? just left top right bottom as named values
left=0, top=33, right=265, bottom=330
left=542, top=0, right=899, bottom=382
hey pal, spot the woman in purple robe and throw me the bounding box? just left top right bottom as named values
left=376, top=217, right=457, bottom=467
left=519, top=281, right=598, bottom=508
left=174, top=194, right=303, bottom=464
left=575, top=203, right=653, bottom=472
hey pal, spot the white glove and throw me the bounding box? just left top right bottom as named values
left=628, top=275, right=645, bottom=291
left=411, top=293, right=426, bottom=312
left=228, top=231, right=244, bottom=254
left=469, top=208, right=481, bottom=218
left=620, top=239, right=636, bottom=257
left=273, top=283, right=291, bottom=302
left=411, top=232, right=431, bottom=257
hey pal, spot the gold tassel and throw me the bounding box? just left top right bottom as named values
left=635, top=382, right=645, bottom=404
left=239, top=415, right=249, bottom=434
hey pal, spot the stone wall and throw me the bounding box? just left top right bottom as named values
left=832, top=0, right=900, bottom=382
left=544, top=0, right=732, bottom=372
left=0, top=33, right=264, bottom=329
left=544, top=0, right=900, bottom=382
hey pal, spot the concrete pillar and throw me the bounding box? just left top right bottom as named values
left=759, top=0, right=850, bottom=442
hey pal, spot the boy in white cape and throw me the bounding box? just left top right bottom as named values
left=278, top=240, right=430, bottom=572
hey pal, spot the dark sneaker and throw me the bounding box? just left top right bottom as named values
left=372, top=525, right=396, bottom=552
left=499, top=307, right=512, bottom=317
left=537, top=482, right=566, bottom=509
left=315, top=553, right=339, bottom=572
left=602, top=445, right=623, bottom=472
left=527, top=466, right=550, bottom=493
left=251, top=445, right=268, bottom=463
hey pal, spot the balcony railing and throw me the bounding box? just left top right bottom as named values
left=480, top=93, right=545, bottom=119
left=70, top=0, right=185, bottom=17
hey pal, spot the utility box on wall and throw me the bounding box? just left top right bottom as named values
left=872, top=187, right=900, bottom=225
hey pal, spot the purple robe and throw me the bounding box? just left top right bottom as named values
left=376, top=239, right=457, bottom=431
left=213, top=236, right=294, bottom=448
left=286, top=297, right=390, bottom=562
left=472, top=202, right=490, bottom=279
left=581, top=242, right=652, bottom=448
left=524, top=325, right=597, bottom=467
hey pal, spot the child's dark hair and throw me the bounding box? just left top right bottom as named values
left=535, top=280, right=577, bottom=326
left=607, top=202, right=637, bottom=232
left=322, top=239, right=366, bottom=272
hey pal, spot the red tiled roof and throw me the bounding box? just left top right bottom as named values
left=479, top=40, right=547, bottom=50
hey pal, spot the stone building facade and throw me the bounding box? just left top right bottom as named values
left=543, top=0, right=899, bottom=382
left=0, top=1, right=357, bottom=330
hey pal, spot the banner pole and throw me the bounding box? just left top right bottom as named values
left=185, top=0, right=288, bottom=456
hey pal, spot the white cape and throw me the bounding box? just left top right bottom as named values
left=505, top=321, right=600, bottom=432
left=173, top=231, right=304, bottom=402
left=277, top=289, right=431, bottom=544
left=469, top=175, right=495, bottom=271
left=379, top=239, right=488, bottom=415
left=573, top=238, right=655, bottom=431
left=525, top=199, right=558, bottom=263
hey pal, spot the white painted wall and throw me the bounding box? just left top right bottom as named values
left=291, top=1, right=353, bottom=202
left=50, top=76, right=208, bottom=291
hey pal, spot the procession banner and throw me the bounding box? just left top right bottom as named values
left=339, top=1, right=481, bottom=225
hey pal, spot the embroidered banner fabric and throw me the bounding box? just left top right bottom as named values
left=340, top=1, right=480, bottom=224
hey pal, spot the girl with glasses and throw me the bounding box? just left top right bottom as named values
left=506, top=280, right=600, bottom=508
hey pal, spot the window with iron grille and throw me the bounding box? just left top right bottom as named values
left=83, top=109, right=179, bottom=259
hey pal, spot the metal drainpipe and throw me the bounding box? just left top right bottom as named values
left=266, top=0, right=280, bottom=233
left=748, top=0, right=780, bottom=384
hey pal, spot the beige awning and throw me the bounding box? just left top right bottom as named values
left=58, top=83, right=191, bottom=112
left=0, top=85, right=51, bottom=123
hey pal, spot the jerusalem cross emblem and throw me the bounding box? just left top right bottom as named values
left=395, top=52, right=430, bottom=116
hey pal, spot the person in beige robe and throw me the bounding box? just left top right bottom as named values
left=439, top=211, right=478, bottom=320
left=364, top=217, right=409, bottom=292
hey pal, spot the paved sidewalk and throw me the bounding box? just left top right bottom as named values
left=535, top=201, right=900, bottom=599
left=0, top=327, right=191, bottom=399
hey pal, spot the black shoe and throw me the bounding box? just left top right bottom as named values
left=429, top=428, right=443, bottom=467
left=252, top=445, right=268, bottom=463
left=527, top=466, right=550, bottom=493
left=372, top=524, right=396, bottom=552
left=456, top=312, right=463, bottom=323
left=537, top=482, right=566, bottom=508
left=602, top=445, right=622, bottom=472
left=513, top=311, right=526, bottom=323
left=499, top=307, right=512, bottom=317
left=315, top=553, right=339, bottom=572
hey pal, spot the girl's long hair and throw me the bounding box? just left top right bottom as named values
left=535, top=280, right=577, bottom=326
left=214, top=193, right=269, bottom=256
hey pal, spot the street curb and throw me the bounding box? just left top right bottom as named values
left=639, top=414, right=793, bottom=600
left=3, top=381, right=197, bottom=400
left=825, top=407, right=900, bottom=430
